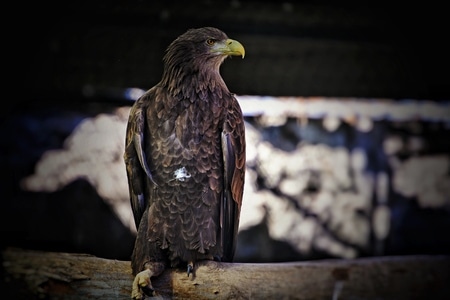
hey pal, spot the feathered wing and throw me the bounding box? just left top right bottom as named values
left=123, top=97, right=157, bottom=230
left=221, top=95, right=246, bottom=262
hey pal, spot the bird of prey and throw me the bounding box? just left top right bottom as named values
left=123, top=27, right=246, bottom=299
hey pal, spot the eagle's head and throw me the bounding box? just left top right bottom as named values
left=161, top=27, right=245, bottom=96
left=164, top=27, right=245, bottom=68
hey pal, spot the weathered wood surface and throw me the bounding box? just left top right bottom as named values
left=2, top=247, right=449, bottom=299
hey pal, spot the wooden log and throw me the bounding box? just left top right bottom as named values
left=2, top=247, right=449, bottom=299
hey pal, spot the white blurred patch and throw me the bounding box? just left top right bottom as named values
left=240, top=123, right=373, bottom=258
left=373, top=205, right=390, bottom=240
left=21, top=107, right=136, bottom=232
left=392, top=155, right=450, bottom=208
left=383, top=135, right=404, bottom=156
left=356, top=115, right=373, bottom=132
left=376, top=172, right=389, bottom=204
left=323, top=115, right=341, bottom=132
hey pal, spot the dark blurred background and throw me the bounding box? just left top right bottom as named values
left=2, top=1, right=449, bottom=262
left=9, top=1, right=450, bottom=102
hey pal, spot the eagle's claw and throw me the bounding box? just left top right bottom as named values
left=141, top=285, right=155, bottom=297
left=132, top=269, right=153, bottom=299
left=187, top=263, right=193, bottom=277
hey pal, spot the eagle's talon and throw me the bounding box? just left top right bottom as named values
left=131, top=269, right=154, bottom=299
left=141, top=285, right=155, bottom=297
left=131, top=261, right=166, bottom=299
left=187, top=263, right=194, bottom=277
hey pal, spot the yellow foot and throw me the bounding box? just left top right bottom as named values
left=131, top=269, right=153, bottom=299
left=131, top=262, right=165, bottom=299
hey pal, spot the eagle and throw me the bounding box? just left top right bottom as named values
left=123, top=27, right=246, bottom=299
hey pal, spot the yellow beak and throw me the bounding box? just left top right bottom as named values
left=212, top=39, right=245, bottom=59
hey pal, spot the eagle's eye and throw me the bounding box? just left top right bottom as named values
left=206, top=39, right=216, bottom=46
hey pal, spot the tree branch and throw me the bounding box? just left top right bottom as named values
left=2, top=247, right=449, bottom=299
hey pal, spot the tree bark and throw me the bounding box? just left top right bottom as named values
left=2, top=247, right=449, bottom=299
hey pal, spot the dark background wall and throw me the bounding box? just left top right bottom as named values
left=2, top=1, right=449, bottom=262
left=10, top=1, right=450, bottom=104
